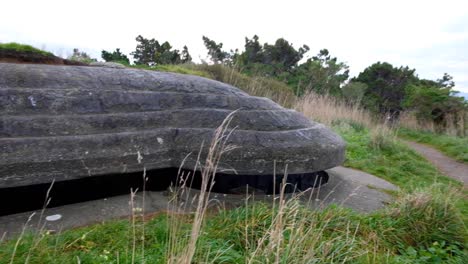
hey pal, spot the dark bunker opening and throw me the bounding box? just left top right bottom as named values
left=0, top=169, right=328, bottom=216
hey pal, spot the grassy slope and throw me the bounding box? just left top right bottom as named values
left=398, top=128, right=468, bottom=163
left=336, top=123, right=459, bottom=190
left=1, top=64, right=466, bottom=263
left=0, top=42, right=54, bottom=57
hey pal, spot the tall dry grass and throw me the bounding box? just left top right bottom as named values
left=166, top=111, right=238, bottom=264
left=399, top=111, right=467, bottom=137
left=295, top=91, right=374, bottom=128
left=295, top=91, right=401, bottom=151
left=191, top=64, right=297, bottom=108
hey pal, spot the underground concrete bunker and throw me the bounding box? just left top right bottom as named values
left=0, top=63, right=345, bottom=214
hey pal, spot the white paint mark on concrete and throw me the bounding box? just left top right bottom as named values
left=28, top=95, right=37, bottom=107
left=45, top=214, right=62, bottom=221
left=137, top=151, right=143, bottom=164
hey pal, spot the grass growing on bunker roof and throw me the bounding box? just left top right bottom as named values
left=0, top=42, right=54, bottom=57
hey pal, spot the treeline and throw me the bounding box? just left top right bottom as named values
left=93, top=34, right=466, bottom=132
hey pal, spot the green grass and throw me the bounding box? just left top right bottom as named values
left=0, top=42, right=54, bottom=57
left=398, top=128, right=468, bottom=163
left=1, top=185, right=465, bottom=263
left=333, top=121, right=461, bottom=190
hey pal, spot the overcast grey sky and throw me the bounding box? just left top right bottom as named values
left=1, top=0, right=468, bottom=93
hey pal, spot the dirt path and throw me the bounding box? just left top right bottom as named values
left=403, top=140, right=468, bottom=188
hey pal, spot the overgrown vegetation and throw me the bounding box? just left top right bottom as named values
left=295, top=92, right=460, bottom=189
left=97, top=34, right=468, bottom=136
left=2, top=73, right=466, bottom=263
left=1, top=185, right=465, bottom=263
left=68, top=48, right=97, bottom=64
left=2, top=41, right=467, bottom=263
left=334, top=121, right=459, bottom=189
left=101, top=48, right=130, bottom=65
left=0, top=42, right=54, bottom=56
left=130, top=35, right=192, bottom=66
left=190, top=64, right=297, bottom=107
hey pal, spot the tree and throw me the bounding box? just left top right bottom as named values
left=68, top=48, right=97, bottom=63
left=155, top=41, right=180, bottom=65
left=235, top=35, right=309, bottom=79
left=181, top=45, right=192, bottom=63
left=239, top=35, right=263, bottom=65
left=405, top=75, right=466, bottom=133
left=131, top=35, right=159, bottom=65
left=437, top=73, right=455, bottom=89
left=101, top=48, right=129, bottom=64
left=354, top=62, right=416, bottom=116
left=262, top=38, right=309, bottom=77
left=202, top=36, right=230, bottom=64
left=342, top=81, right=368, bottom=103
left=131, top=35, right=186, bottom=65
left=291, top=49, right=349, bottom=96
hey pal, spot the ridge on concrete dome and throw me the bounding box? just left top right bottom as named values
left=0, top=62, right=345, bottom=189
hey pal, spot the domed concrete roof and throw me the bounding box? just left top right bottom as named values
left=0, top=63, right=345, bottom=188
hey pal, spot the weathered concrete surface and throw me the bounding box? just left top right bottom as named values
left=0, top=192, right=174, bottom=241
left=403, top=140, right=468, bottom=188
left=0, top=63, right=345, bottom=188
left=186, top=166, right=399, bottom=212
left=0, top=166, right=398, bottom=240
left=313, top=166, right=398, bottom=212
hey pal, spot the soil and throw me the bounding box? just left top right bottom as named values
left=403, top=140, right=468, bottom=188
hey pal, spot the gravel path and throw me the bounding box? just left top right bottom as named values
left=403, top=140, right=468, bottom=188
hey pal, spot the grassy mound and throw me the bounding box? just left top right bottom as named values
left=0, top=42, right=85, bottom=65
left=0, top=43, right=54, bottom=56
